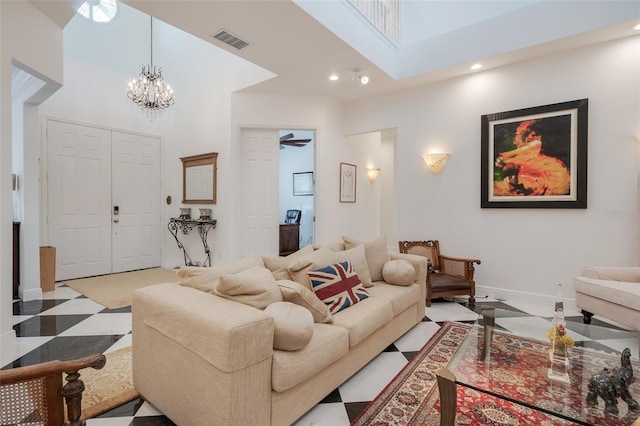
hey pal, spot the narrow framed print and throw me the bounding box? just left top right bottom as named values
left=481, top=99, right=588, bottom=208
left=340, top=162, right=356, bottom=203
left=293, top=172, right=313, bottom=196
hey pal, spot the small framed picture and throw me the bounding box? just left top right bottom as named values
left=340, top=162, right=356, bottom=203
left=293, top=172, right=313, bottom=196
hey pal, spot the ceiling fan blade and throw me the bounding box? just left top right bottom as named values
left=280, top=139, right=311, bottom=144
left=280, top=133, right=295, bottom=142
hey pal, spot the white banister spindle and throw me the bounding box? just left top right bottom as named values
left=346, top=0, right=400, bottom=46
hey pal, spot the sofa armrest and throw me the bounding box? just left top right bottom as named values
left=581, top=266, right=640, bottom=283
left=133, top=283, right=274, bottom=372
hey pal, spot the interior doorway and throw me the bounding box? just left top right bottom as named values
left=279, top=130, right=315, bottom=251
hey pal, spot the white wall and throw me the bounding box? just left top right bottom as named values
left=1, top=0, right=65, bottom=363
left=344, top=36, right=640, bottom=303
left=38, top=8, right=272, bottom=269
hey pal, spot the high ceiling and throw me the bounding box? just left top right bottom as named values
left=31, top=0, right=640, bottom=102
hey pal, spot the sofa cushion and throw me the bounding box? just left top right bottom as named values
left=308, top=261, right=369, bottom=314
left=271, top=323, right=349, bottom=392
left=276, top=280, right=332, bottom=324
left=331, top=296, right=394, bottom=347
left=287, top=247, right=337, bottom=289
left=178, top=256, right=265, bottom=293
left=382, top=259, right=416, bottom=286
left=573, top=276, right=640, bottom=312
left=312, top=239, right=345, bottom=251
left=366, top=282, right=420, bottom=316
left=263, top=245, right=315, bottom=281
left=216, top=266, right=283, bottom=309
left=332, top=244, right=373, bottom=287
left=343, top=236, right=390, bottom=282
left=264, top=302, right=314, bottom=351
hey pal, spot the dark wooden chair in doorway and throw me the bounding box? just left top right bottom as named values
left=398, top=240, right=481, bottom=307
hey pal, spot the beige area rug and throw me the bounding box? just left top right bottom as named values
left=80, top=346, right=138, bottom=420
left=64, top=267, right=180, bottom=309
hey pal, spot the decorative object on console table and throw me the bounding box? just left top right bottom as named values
left=179, top=207, right=191, bottom=219
left=198, top=208, right=212, bottom=221
left=481, top=98, right=588, bottom=209
left=339, top=162, right=356, bottom=203
left=167, top=217, right=217, bottom=266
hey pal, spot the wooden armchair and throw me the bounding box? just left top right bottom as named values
left=0, top=353, right=106, bottom=426
left=398, top=240, right=481, bottom=307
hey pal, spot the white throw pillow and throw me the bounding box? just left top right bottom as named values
left=216, top=266, right=283, bottom=309
left=265, top=302, right=314, bottom=351
left=382, top=259, right=417, bottom=286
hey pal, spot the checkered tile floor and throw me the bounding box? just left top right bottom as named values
left=4, top=283, right=638, bottom=426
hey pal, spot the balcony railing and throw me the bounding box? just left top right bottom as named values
left=346, top=0, right=400, bottom=46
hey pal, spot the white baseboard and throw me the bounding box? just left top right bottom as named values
left=20, top=286, right=43, bottom=302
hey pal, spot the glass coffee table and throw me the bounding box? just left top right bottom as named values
left=436, top=307, right=640, bottom=426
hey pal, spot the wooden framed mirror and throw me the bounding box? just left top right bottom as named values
left=181, top=152, right=217, bottom=204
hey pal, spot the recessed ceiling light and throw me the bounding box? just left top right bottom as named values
left=329, top=73, right=339, bottom=81
left=470, top=63, right=483, bottom=70
left=634, top=23, right=640, bottom=31
left=359, top=75, right=370, bottom=85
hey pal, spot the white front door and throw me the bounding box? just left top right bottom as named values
left=111, top=131, right=161, bottom=273
left=240, top=129, right=280, bottom=257
left=47, top=120, right=161, bottom=280
left=47, top=120, right=112, bottom=280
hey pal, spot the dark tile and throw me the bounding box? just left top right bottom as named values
left=13, top=315, right=91, bottom=337
left=402, top=350, right=418, bottom=361
left=95, top=398, right=145, bottom=418
left=13, top=299, right=68, bottom=315
left=345, top=401, right=371, bottom=423
left=6, top=335, right=123, bottom=369
left=319, top=387, right=342, bottom=403
left=573, top=340, right=621, bottom=355
left=382, top=343, right=398, bottom=352
left=100, top=305, right=132, bottom=314
left=130, top=416, right=177, bottom=426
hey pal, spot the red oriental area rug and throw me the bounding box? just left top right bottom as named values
left=351, top=322, right=640, bottom=426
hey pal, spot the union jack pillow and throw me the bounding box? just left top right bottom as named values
left=308, top=261, right=369, bottom=314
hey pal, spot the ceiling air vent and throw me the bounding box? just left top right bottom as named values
left=213, top=30, right=250, bottom=50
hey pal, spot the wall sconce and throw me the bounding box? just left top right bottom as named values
left=422, top=153, right=451, bottom=175
left=366, top=168, right=381, bottom=183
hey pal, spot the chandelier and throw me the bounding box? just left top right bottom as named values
left=127, top=16, right=174, bottom=117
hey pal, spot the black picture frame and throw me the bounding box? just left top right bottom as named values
left=481, top=99, right=588, bottom=209
left=293, top=172, right=313, bottom=196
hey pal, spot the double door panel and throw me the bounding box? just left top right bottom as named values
left=47, top=120, right=160, bottom=280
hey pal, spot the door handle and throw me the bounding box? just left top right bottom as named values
left=114, top=218, right=119, bottom=223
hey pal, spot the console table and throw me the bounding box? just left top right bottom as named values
left=168, top=218, right=217, bottom=267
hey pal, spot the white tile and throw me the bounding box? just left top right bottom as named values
left=59, top=313, right=131, bottom=336
left=86, top=417, right=133, bottom=425
left=500, top=299, right=557, bottom=318
left=39, top=298, right=105, bottom=315
left=425, top=302, right=479, bottom=323
left=293, top=402, right=350, bottom=426
left=495, top=316, right=570, bottom=342
left=339, top=352, right=408, bottom=403
left=1, top=336, right=53, bottom=367
left=41, top=286, right=82, bottom=300
left=135, top=401, right=164, bottom=416
left=394, top=321, right=441, bottom=352
left=104, top=334, right=132, bottom=353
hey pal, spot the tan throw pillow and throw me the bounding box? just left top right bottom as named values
left=263, top=245, right=314, bottom=280
left=216, top=266, right=283, bottom=309
left=343, top=236, right=390, bottom=282
left=312, top=240, right=346, bottom=252
left=178, top=256, right=265, bottom=293
left=264, top=302, right=314, bottom=351
left=287, top=247, right=337, bottom=289
left=332, top=244, right=373, bottom=287
left=382, top=259, right=417, bottom=286
left=277, top=280, right=332, bottom=323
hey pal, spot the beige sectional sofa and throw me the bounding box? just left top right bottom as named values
left=132, top=237, right=428, bottom=426
left=573, top=266, right=640, bottom=331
